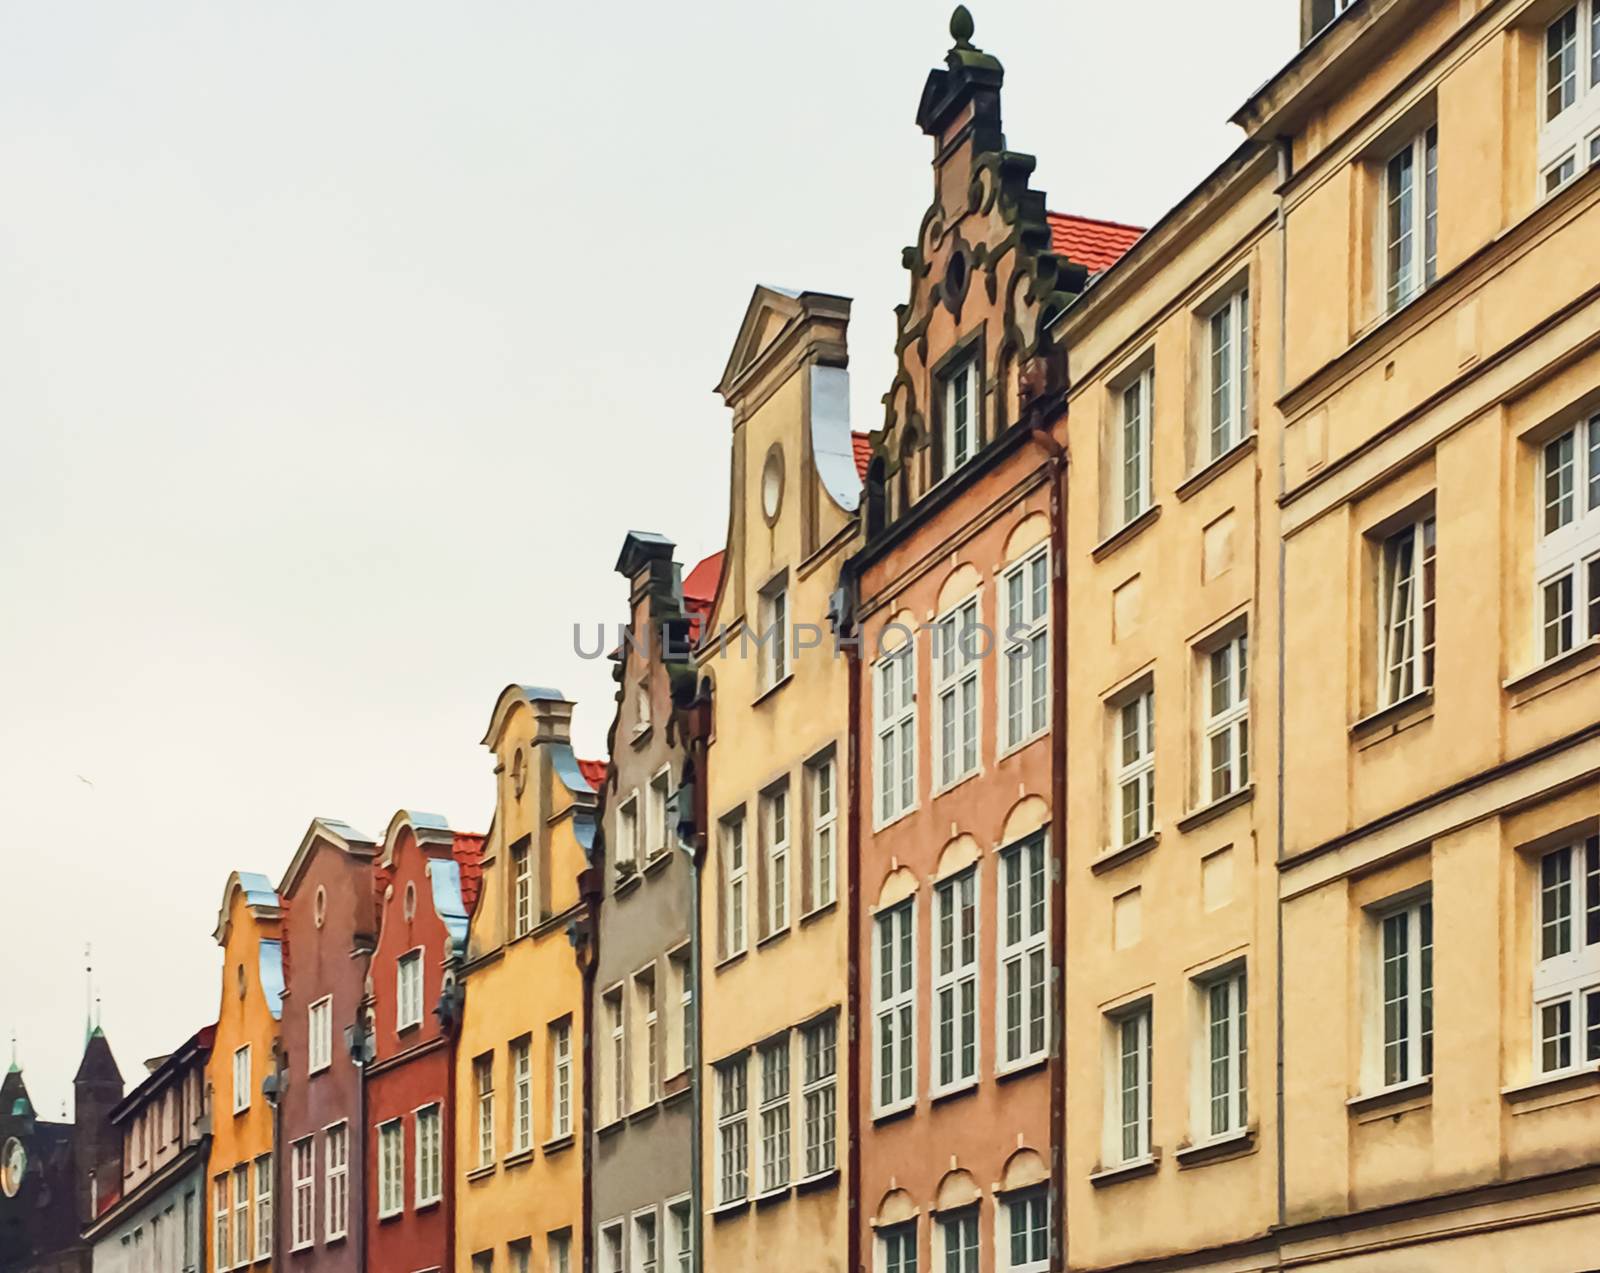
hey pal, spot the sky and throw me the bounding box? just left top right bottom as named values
left=0, top=0, right=1296, bottom=1116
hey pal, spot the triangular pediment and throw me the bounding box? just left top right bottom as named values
left=717, top=285, right=806, bottom=401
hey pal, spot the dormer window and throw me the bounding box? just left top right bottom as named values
left=942, top=355, right=979, bottom=475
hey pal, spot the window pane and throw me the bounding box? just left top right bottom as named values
left=1547, top=9, right=1578, bottom=121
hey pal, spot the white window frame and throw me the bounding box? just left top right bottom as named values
left=763, top=782, right=790, bottom=935
left=512, top=1036, right=533, bottom=1153
left=873, top=900, right=916, bottom=1117
left=512, top=841, right=533, bottom=938
left=648, top=767, right=673, bottom=859
left=231, top=1164, right=250, bottom=1267
left=933, top=867, right=980, bottom=1095
left=1204, top=631, right=1250, bottom=803
left=934, top=595, right=982, bottom=791
left=617, top=794, right=640, bottom=872
left=214, top=1176, right=230, bottom=1273
left=1539, top=3, right=1600, bottom=197
left=377, top=1119, right=404, bottom=1218
left=414, top=1102, right=441, bottom=1206
left=307, top=995, right=333, bottom=1076
left=1113, top=687, right=1155, bottom=849
left=631, top=1207, right=659, bottom=1273
left=942, top=353, right=979, bottom=474
left=1367, top=895, right=1433, bottom=1092
left=599, top=1220, right=625, bottom=1273
left=1106, top=1003, right=1153, bottom=1167
left=253, top=1154, right=271, bottom=1260
left=396, top=948, right=424, bottom=1031
left=323, top=1121, right=348, bottom=1242
left=548, top=1231, right=572, bottom=1273
left=289, top=1136, right=314, bottom=1251
left=474, top=1052, right=496, bottom=1168
left=1000, top=547, right=1050, bottom=754
left=758, top=578, right=789, bottom=690
left=671, top=947, right=693, bottom=1077
left=1534, top=835, right=1600, bottom=1076
left=879, top=1221, right=917, bottom=1273
left=1118, top=367, right=1154, bottom=526
left=666, top=1195, right=693, bottom=1273
left=715, top=1055, right=749, bottom=1205
left=757, top=1035, right=791, bottom=1194
left=1193, top=967, right=1248, bottom=1142
left=800, top=1016, right=838, bottom=1179
left=1377, top=513, right=1436, bottom=706
left=722, top=813, right=748, bottom=957
left=636, top=967, right=659, bottom=1105
left=1000, top=1187, right=1050, bottom=1273
left=1383, top=124, right=1439, bottom=313
left=605, top=987, right=627, bottom=1124
left=997, top=833, right=1049, bottom=1072
left=938, top=1210, right=979, bottom=1273
left=550, top=1019, right=573, bottom=1139
left=231, top=1045, right=251, bottom=1114
left=874, top=642, right=917, bottom=827
left=1535, top=415, right=1600, bottom=663
left=1206, top=286, right=1251, bottom=460
left=807, top=752, right=838, bottom=912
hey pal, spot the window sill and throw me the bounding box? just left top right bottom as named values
left=290, top=1243, right=314, bottom=1255
left=596, top=1117, right=626, bottom=1140
left=613, top=872, right=643, bottom=899
left=629, top=724, right=654, bottom=750
left=643, top=849, right=673, bottom=877
left=324, top=1232, right=347, bottom=1246
left=754, top=1184, right=792, bottom=1208
left=464, top=1163, right=497, bottom=1182
left=714, top=949, right=748, bottom=974
left=1091, top=832, right=1160, bottom=875
left=503, top=1147, right=534, bottom=1169
left=627, top=1101, right=662, bottom=1126
left=1175, top=786, right=1254, bottom=834
left=931, top=766, right=984, bottom=803
left=542, top=1132, right=575, bottom=1155
left=752, top=673, right=794, bottom=709
left=1349, top=689, right=1433, bottom=742
left=799, top=898, right=838, bottom=927
left=377, top=1209, right=403, bottom=1224
left=872, top=1100, right=917, bottom=1126
left=1502, top=1065, right=1600, bottom=1109
left=757, top=924, right=792, bottom=952
left=1346, top=1077, right=1431, bottom=1119
left=996, top=728, right=1049, bottom=766
left=1092, top=504, right=1161, bottom=562
left=1504, top=637, right=1600, bottom=698
left=994, top=1055, right=1049, bottom=1084
left=415, top=1196, right=440, bottom=1214
left=307, top=1063, right=330, bottom=1078
left=660, top=1081, right=691, bottom=1109
left=797, top=1166, right=840, bottom=1194
left=930, top=1078, right=980, bottom=1107
left=1176, top=435, right=1257, bottom=502
left=710, top=1198, right=750, bottom=1222
left=1174, top=1128, right=1255, bottom=1169
left=1089, top=1153, right=1160, bottom=1188
left=872, top=804, right=919, bottom=835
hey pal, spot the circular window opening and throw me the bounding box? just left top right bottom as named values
left=512, top=747, right=528, bottom=798
left=313, top=886, right=327, bottom=929
left=761, top=445, right=785, bottom=523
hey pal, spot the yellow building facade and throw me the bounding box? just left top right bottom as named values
left=455, top=686, right=597, bottom=1273
left=695, top=287, right=858, bottom=1271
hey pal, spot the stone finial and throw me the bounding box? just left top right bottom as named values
left=950, top=4, right=975, bottom=48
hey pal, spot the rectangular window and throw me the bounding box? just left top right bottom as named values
left=716, top=1056, right=749, bottom=1204
left=1120, top=368, right=1154, bottom=525
left=512, top=842, right=533, bottom=937
left=648, top=768, right=673, bottom=859
left=999, top=834, right=1048, bottom=1070
left=1001, top=548, right=1049, bottom=752
left=763, top=783, right=790, bottom=935
left=1111, top=1006, right=1153, bottom=1165
left=324, top=1122, right=347, bottom=1242
left=600, top=1223, right=624, bottom=1273
left=253, top=1154, right=271, bottom=1260
left=397, top=950, right=423, bottom=1030
left=722, top=813, right=748, bottom=956
left=758, top=1036, right=791, bottom=1193
left=414, top=1103, right=440, bottom=1205
left=943, top=355, right=979, bottom=473
left=668, top=1199, right=693, bottom=1273
left=231, top=1045, right=251, bottom=1114
left=801, top=1016, right=838, bottom=1178
left=1115, top=689, right=1156, bottom=847
left=635, top=674, right=652, bottom=736
left=1205, top=632, right=1250, bottom=801
left=881, top=1222, right=917, bottom=1273
left=874, top=900, right=916, bottom=1114
left=512, top=1036, right=533, bottom=1152
left=1540, top=5, right=1600, bottom=194
left=606, top=988, right=628, bottom=1123
left=1536, top=836, right=1600, bottom=1074
left=548, top=1231, right=572, bottom=1273
left=940, top=1212, right=979, bottom=1273
left=637, top=970, right=660, bottom=1104
left=1378, top=897, right=1434, bottom=1088
left=510, top=1239, right=532, bottom=1273
left=807, top=754, right=837, bottom=911
left=672, top=949, right=693, bottom=1077
left=1536, top=417, right=1600, bottom=660
left=633, top=1211, right=659, bottom=1273
left=377, top=1120, right=403, bottom=1217
left=214, top=1176, right=229, bottom=1273
left=1208, top=288, right=1251, bottom=459
left=759, top=580, right=789, bottom=689
left=1384, top=124, right=1438, bottom=312
left=617, top=796, right=640, bottom=871
left=308, top=996, right=332, bottom=1075
left=550, top=1019, right=573, bottom=1139
left=934, top=868, right=979, bottom=1092
left=474, top=1052, right=495, bottom=1167
left=875, top=643, right=917, bottom=823
left=231, top=1164, right=250, bottom=1267
left=935, top=596, right=981, bottom=789
left=1202, top=969, right=1248, bottom=1138
left=290, top=1137, right=314, bottom=1250
left=1003, top=1189, right=1050, bottom=1273
left=1378, top=514, right=1436, bottom=705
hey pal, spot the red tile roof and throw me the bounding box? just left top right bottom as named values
left=852, top=432, right=873, bottom=480
left=452, top=833, right=486, bottom=915
left=683, top=550, right=725, bottom=644
left=578, top=758, right=608, bottom=791
left=1046, top=212, right=1144, bottom=274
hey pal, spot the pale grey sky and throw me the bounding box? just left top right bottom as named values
left=0, top=1, right=1295, bottom=1114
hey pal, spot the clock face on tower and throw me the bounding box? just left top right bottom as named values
left=0, top=1137, right=24, bottom=1198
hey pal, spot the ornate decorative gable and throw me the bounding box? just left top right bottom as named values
left=869, top=7, right=1088, bottom=529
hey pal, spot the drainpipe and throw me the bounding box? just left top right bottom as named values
left=1029, top=415, right=1069, bottom=1272
left=844, top=597, right=863, bottom=1273
left=345, top=1010, right=373, bottom=1273
left=578, top=850, right=603, bottom=1273
left=684, top=689, right=712, bottom=1273
left=1274, top=133, right=1293, bottom=1239
left=684, top=826, right=705, bottom=1273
